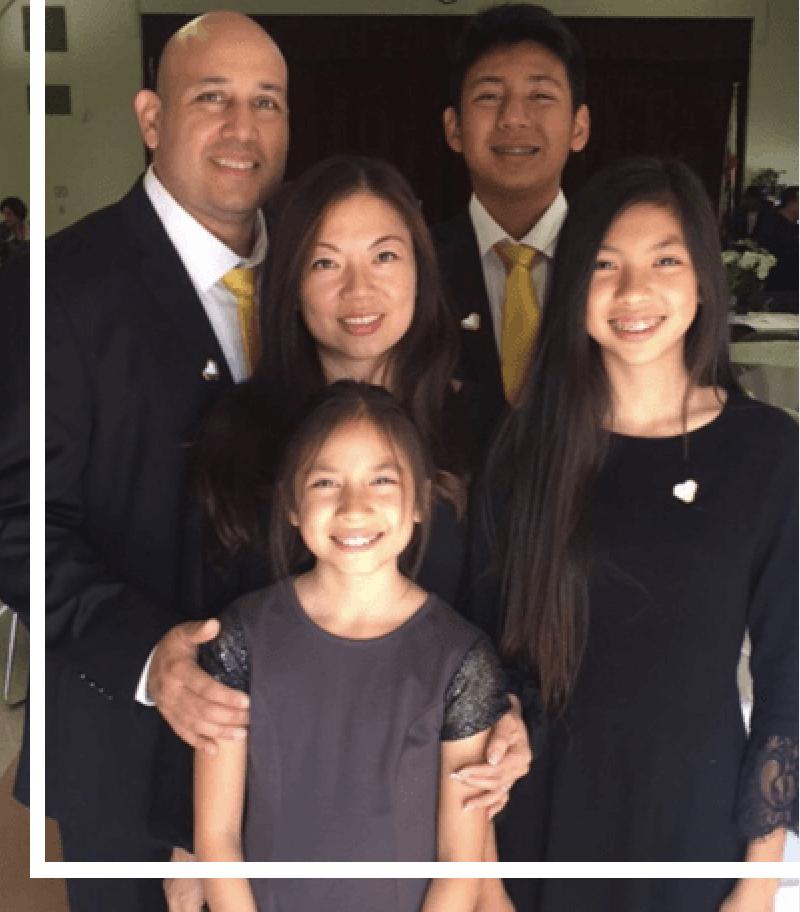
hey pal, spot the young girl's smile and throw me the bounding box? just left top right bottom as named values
left=291, top=418, right=421, bottom=576
left=585, top=203, right=699, bottom=374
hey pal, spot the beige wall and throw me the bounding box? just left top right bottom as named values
left=20, top=0, right=798, bottom=234
left=0, top=2, right=31, bottom=221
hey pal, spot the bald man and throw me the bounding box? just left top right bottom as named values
left=1, top=13, right=287, bottom=910
left=134, top=13, right=287, bottom=259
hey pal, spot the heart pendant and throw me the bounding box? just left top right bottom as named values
left=672, top=479, right=699, bottom=503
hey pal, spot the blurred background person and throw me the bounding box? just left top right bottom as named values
left=0, top=197, right=28, bottom=266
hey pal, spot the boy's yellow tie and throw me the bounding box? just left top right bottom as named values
left=496, top=243, right=540, bottom=402
left=222, top=267, right=259, bottom=376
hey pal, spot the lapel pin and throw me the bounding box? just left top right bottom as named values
left=672, top=479, right=698, bottom=503
left=461, top=312, right=480, bottom=331
left=201, top=359, right=220, bottom=381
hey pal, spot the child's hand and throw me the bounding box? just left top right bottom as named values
left=478, top=878, right=517, bottom=912
left=451, top=696, right=531, bottom=817
left=163, top=847, right=205, bottom=912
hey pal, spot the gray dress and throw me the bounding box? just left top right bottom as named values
left=200, top=578, right=509, bottom=912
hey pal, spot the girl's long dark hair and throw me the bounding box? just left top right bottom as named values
left=191, top=155, right=461, bottom=561
left=487, top=157, right=739, bottom=718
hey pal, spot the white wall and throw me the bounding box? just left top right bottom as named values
left=25, top=0, right=797, bottom=235
left=42, top=0, right=145, bottom=234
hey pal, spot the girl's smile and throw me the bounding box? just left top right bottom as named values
left=291, top=418, right=420, bottom=577
left=607, top=315, right=665, bottom=338
left=331, top=532, right=382, bottom=549
left=585, top=203, right=698, bottom=373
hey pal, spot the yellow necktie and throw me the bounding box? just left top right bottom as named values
left=496, top=243, right=540, bottom=402
left=222, top=267, right=259, bottom=376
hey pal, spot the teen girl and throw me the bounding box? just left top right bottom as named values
left=472, top=158, right=797, bottom=911
left=194, top=381, right=510, bottom=911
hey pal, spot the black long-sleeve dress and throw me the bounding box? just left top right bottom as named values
left=469, top=393, right=797, bottom=912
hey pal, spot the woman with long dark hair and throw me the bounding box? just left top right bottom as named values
left=472, top=158, right=797, bottom=911
left=193, top=154, right=465, bottom=578
left=188, top=154, right=531, bottom=848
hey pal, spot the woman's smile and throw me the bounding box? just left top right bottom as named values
left=339, top=313, right=385, bottom=335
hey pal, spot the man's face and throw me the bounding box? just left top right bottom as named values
left=135, top=21, right=289, bottom=240
left=444, top=42, right=589, bottom=208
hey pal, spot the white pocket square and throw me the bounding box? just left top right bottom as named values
left=201, top=359, right=220, bottom=381
left=460, top=312, right=480, bottom=331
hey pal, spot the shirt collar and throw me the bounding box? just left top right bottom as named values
left=469, top=190, right=567, bottom=260
left=143, top=166, right=267, bottom=292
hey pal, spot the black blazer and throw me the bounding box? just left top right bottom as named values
left=0, top=254, right=31, bottom=805
left=433, top=208, right=506, bottom=428
left=36, top=180, right=242, bottom=850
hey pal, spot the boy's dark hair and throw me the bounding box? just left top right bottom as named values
left=448, top=3, right=587, bottom=112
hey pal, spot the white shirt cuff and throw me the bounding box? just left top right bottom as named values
left=135, top=648, right=157, bottom=706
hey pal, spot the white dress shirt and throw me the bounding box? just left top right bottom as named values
left=144, top=166, right=268, bottom=384
left=136, top=167, right=268, bottom=705
left=469, top=190, right=567, bottom=350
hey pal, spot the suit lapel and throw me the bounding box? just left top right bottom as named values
left=119, top=180, right=234, bottom=386
left=434, top=210, right=504, bottom=399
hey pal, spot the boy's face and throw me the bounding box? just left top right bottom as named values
left=444, top=42, right=589, bottom=209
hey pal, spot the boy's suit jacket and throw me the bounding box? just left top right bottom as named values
left=0, top=254, right=30, bottom=807
left=433, top=208, right=507, bottom=430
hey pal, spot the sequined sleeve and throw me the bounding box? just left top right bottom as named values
left=441, top=637, right=510, bottom=741
left=198, top=609, right=250, bottom=694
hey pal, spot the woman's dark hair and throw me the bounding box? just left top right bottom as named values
left=487, top=156, right=739, bottom=718
left=448, top=3, right=587, bottom=112
left=192, top=155, right=461, bottom=561
left=271, top=380, right=446, bottom=579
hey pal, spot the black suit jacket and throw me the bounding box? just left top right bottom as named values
left=26, top=180, right=243, bottom=849
left=0, top=255, right=31, bottom=806
left=433, top=208, right=506, bottom=429
left=432, top=214, right=547, bottom=761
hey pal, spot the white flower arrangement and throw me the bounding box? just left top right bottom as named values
left=722, top=240, right=777, bottom=303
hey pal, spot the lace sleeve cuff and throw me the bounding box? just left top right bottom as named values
left=735, top=733, right=798, bottom=840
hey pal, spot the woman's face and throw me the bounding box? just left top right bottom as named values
left=585, top=203, right=699, bottom=377
left=299, top=192, right=417, bottom=385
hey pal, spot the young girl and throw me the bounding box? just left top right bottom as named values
left=195, top=381, right=511, bottom=912
left=471, top=158, right=797, bottom=911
